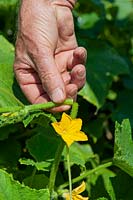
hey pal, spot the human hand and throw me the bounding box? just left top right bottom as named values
left=14, top=0, right=87, bottom=112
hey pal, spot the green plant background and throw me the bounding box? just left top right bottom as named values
left=0, top=0, right=133, bottom=199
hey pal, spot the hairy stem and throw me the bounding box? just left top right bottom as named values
left=67, top=147, right=72, bottom=200
left=0, top=99, right=73, bottom=114
left=48, top=140, right=65, bottom=198
left=48, top=101, right=78, bottom=198
left=25, top=99, right=73, bottom=112
left=59, top=162, right=113, bottom=189
left=70, top=102, right=78, bottom=119
left=0, top=106, right=22, bottom=113
left=29, top=167, right=37, bottom=188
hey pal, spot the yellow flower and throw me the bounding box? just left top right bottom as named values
left=51, top=113, right=88, bottom=147
left=64, top=181, right=89, bottom=200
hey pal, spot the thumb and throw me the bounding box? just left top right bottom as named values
left=35, top=50, right=66, bottom=103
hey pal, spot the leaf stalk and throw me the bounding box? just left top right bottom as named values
left=59, top=161, right=113, bottom=189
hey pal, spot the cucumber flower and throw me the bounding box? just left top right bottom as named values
left=64, top=181, right=89, bottom=200
left=51, top=112, right=88, bottom=147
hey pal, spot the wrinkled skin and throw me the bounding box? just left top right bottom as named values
left=14, top=0, right=87, bottom=112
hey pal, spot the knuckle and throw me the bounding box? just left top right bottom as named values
left=40, top=71, right=56, bottom=85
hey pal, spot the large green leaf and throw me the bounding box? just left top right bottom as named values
left=77, top=13, right=100, bottom=29
left=110, top=170, right=133, bottom=200
left=0, top=124, right=19, bottom=140
left=0, top=35, right=23, bottom=107
left=113, top=119, right=133, bottom=177
left=89, top=168, right=133, bottom=200
left=63, top=143, right=94, bottom=167
left=23, top=174, right=49, bottom=190
left=0, top=109, right=27, bottom=128
left=87, top=168, right=115, bottom=200
left=115, top=0, right=133, bottom=19
left=0, top=0, right=18, bottom=8
left=79, top=40, right=129, bottom=109
left=26, top=126, right=61, bottom=162
left=0, top=169, right=50, bottom=200
left=23, top=112, right=53, bottom=127
left=0, top=138, right=21, bottom=167
left=112, top=90, right=133, bottom=128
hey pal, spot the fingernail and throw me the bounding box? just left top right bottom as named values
left=51, top=88, right=65, bottom=103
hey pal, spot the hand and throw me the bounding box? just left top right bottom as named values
left=14, top=0, right=87, bottom=112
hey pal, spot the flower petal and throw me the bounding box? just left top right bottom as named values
left=72, top=182, right=86, bottom=195
left=64, top=193, right=89, bottom=200
left=73, top=194, right=89, bottom=200
left=69, top=131, right=88, bottom=143
left=64, top=182, right=89, bottom=200
left=61, top=131, right=88, bottom=147
left=51, top=122, right=63, bottom=136
left=60, top=113, right=72, bottom=128
left=69, top=119, right=82, bottom=133
left=64, top=193, right=70, bottom=200
left=61, top=134, right=74, bottom=147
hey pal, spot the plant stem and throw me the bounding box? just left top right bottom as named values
left=70, top=102, right=78, bottom=119
left=67, top=146, right=72, bottom=200
left=0, top=106, right=22, bottom=113
left=49, top=140, right=65, bottom=198
left=0, top=99, right=73, bottom=114
left=29, top=167, right=37, bottom=188
left=48, top=101, right=78, bottom=198
left=64, top=102, right=78, bottom=199
left=25, top=99, right=73, bottom=112
left=59, top=161, right=113, bottom=189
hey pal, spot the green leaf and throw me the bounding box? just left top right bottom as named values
left=0, top=138, right=21, bottom=167
left=113, top=119, right=133, bottom=177
left=23, top=112, right=53, bottom=127
left=23, top=174, right=49, bottom=190
left=19, top=158, right=51, bottom=172
left=0, top=169, right=50, bottom=200
left=63, top=143, right=94, bottom=167
left=0, top=124, right=19, bottom=140
left=79, top=40, right=129, bottom=109
left=110, top=170, right=133, bottom=200
left=0, top=0, right=18, bottom=8
left=79, top=82, right=99, bottom=108
left=0, top=110, right=27, bottom=128
left=84, top=117, right=105, bottom=142
left=77, top=13, right=100, bottom=29
left=26, top=126, right=61, bottom=162
left=112, top=90, right=133, bottom=128
left=87, top=168, right=115, bottom=200
left=115, top=0, right=133, bottom=19
left=0, top=35, right=25, bottom=107
left=102, top=170, right=116, bottom=200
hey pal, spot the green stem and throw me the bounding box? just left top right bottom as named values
left=29, top=167, right=37, bottom=188
left=59, top=161, right=113, bottom=189
left=67, top=146, right=72, bottom=200
left=25, top=99, right=73, bottom=112
left=0, top=99, right=73, bottom=114
left=70, top=102, right=78, bottom=119
left=49, top=140, right=65, bottom=198
left=48, top=100, right=78, bottom=198
left=0, top=106, right=22, bottom=113
left=64, top=102, right=78, bottom=199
